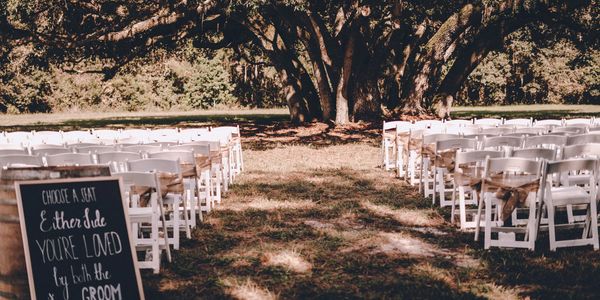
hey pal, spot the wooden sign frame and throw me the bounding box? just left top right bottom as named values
left=15, top=176, right=145, bottom=300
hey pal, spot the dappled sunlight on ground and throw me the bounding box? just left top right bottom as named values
left=244, top=144, right=381, bottom=172
left=263, top=250, right=312, bottom=274
left=224, top=278, right=277, bottom=300
left=218, top=196, right=316, bottom=212
left=362, top=201, right=444, bottom=227
left=142, top=135, right=600, bottom=299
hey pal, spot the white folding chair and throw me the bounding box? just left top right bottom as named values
left=567, top=133, right=600, bottom=146
left=420, top=133, right=459, bottom=200
left=524, top=135, right=567, bottom=149
left=482, top=136, right=523, bottom=154
left=515, top=127, right=547, bottom=135
left=190, top=139, right=230, bottom=193
left=170, top=144, right=216, bottom=209
left=114, top=171, right=172, bottom=273
left=474, top=118, right=503, bottom=127
left=97, top=151, right=142, bottom=173
left=385, top=122, right=412, bottom=178
left=452, top=150, right=504, bottom=230
left=62, top=130, right=95, bottom=144
left=565, top=118, right=592, bottom=126
left=30, top=131, right=64, bottom=146
left=212, top=126, right=244, bottom=175
left=149, top=151, right=207, bottom=226
left=540, top=159, right=599, bottom=251
left=561, top=143, right=600, bottom=192
left=552, top=126, right=585, bottom=135
left=45, top=153, right=94, bottom=166
left=535, top=119, right=562, bottom=128
left=0, top=149, right=28, bottom=156
left=121, top=145, right=163, bottom=158
left=434, top=138, right=477, bottom=207
left=444, top=119, right=472, bottom=127
left=5, top=131, right=32, bottom=146
left=504, top=118, right=533, bottom=127
left=479, top=158, right=543, bottom=250
left=128, top=158, right=187, bottom=249
left=0, top=154, right=43, bottom=168
left=30, top=144, right=72, bottom=156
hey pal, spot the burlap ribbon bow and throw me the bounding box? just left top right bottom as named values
left=434, top=149, right=457, bottom=172
left=453, top=168, right=539, bottom=223
left=489, top=180, right=540, bottom=222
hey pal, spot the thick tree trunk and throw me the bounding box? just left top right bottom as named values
left=434, top=18, right=530, bottom=117
left=352, top=80, right=381, bottom=121
left=278, top=69, right=311, bottom=124
left=334, top=28, right=355, bottom=124
left=400, top=4, right=482, bottom=115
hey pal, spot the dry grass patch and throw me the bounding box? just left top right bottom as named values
left=362, top=201, right=444, bottom=227
left=157, top=279, right=191, bottom=292
left=244, top=144, right=380, bottom=172
left=224, top=278, right=278, bottom=300
left=475, top=283, right=522, bottom=300
left=411, top=263, right=457, bottom=288
left=263, top=249, right=312, bottom=273
left=218, top=196, right=316, bottom=211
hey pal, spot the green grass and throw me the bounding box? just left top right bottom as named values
left=0, top=108, right=290, bottom=131
left=1, top=104, right=598, bottom=132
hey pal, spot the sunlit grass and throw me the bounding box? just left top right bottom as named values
left=224, top=278, right=278, bottom=300
left=264, top=249, right=312, bottom=273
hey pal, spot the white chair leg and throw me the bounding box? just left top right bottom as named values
left=459, top=187, right=467, bottom=230
left=474, top=192, right=485, bottom=241
left=548, top=203, right=557, bottom=251
left=484, top=195, right=492, bottom=249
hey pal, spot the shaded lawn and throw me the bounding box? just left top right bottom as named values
left=143, top=143, right=600, bottom=300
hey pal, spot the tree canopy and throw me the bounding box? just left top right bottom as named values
left=1, top=0, right=598, bottom=123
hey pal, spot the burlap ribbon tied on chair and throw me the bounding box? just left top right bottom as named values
left=434, top=149, right=457, bottom=172
left=454, top=168, right=540, bottom=223
left=158, top=172, right=184, bottom=196
left=130, top=171, right=184, bottom=207
left=486, top=179, right=540, bottom=222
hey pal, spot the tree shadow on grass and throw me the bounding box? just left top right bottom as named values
left=1, top=113, right=382, bottom=150
left=143, top=168, right=485, bottom=299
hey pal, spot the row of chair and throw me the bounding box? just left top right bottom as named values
left=1, top=126, right=244, bottom=273
left=382, top=117, right=599, bottom=172
left=420, top=134, right=600, bottom=202
left=413, top=134, right=599, bottom=251
left=0, top=126, right=240, bottom=148
left=465, top=155, right=598, bottom=251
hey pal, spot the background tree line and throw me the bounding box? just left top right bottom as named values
left=0, top=0, right=597, bottom=122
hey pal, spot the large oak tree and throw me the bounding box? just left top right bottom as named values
left=1, top=0, right=596, bottom=123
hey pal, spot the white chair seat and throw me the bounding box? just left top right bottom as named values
left=129, top=207, right=154, bottom=219
left=565, top=174, right=591, bottom=185
left=550, top=186, right=590, bottom=206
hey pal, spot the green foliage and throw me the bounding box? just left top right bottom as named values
left=166, top=53, right=236, bottom=109
left=458, top=25, right=599, bottom=106
left=1, top=46, right=241, bottom=113
left=0, top=66, right=52, bottom=113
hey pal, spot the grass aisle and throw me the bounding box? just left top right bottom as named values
left=141, top=124, right=600, bottom=299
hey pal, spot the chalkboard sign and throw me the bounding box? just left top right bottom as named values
left=15, top=177, right=144, bottom=300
